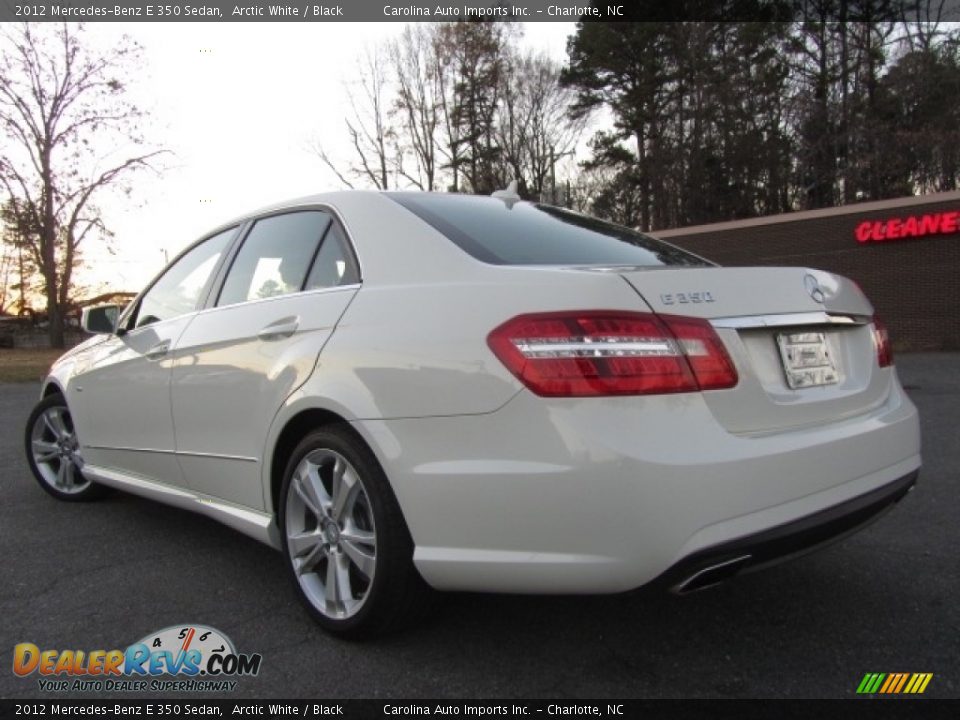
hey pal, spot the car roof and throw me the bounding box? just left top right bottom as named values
left=223, top=190, right=385, bottom=226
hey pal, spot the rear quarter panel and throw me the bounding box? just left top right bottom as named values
left=290, top=269, right=654, bottom=420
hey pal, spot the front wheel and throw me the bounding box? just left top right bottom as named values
left=278, top=427, right=434, bottom=638
left=25, top=393, right=106, bottom=502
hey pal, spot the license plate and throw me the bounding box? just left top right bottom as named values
left=776, top=331, right=838, bottom=389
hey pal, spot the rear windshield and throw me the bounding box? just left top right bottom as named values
left=387, top=192, right=710, bottom=267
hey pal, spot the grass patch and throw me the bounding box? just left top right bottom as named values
left=0, top=348, right=66, bottom=383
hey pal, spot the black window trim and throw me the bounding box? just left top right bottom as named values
left=302, top=219, right=361, bottom=293
left=301, top=220, right=335, bottom=292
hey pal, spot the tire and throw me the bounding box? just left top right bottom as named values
left=24, top=392, right=107, bottom=502
left=278, top=427, right=435, bottom=638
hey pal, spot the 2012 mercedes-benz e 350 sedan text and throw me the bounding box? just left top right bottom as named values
left=26, top=190, right=921, bottom=637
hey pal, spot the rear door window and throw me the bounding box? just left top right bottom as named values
left=217, top=211, right=331, bottom=307
left=304, top=223, right=359, bottom=290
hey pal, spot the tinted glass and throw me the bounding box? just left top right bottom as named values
left=135, top=228, right=235, bottom=328
left=388, top=193, right=709, bottom=267
left=218, top=211, right=331, bottom=307
left=304, top=223, right=359, bottom=290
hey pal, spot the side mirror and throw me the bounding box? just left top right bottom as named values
left=81, top=305, right=119, bottom=335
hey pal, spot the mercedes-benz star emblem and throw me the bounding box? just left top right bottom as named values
left=804, top=273, right=826, bottom=303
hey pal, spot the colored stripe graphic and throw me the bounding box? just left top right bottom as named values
left=907, top=673, right=933, bottom=694
left=858, top=672, right=933, bottom=694
left=879, top=674, right=896, bottom=693
left=856, top=673, right=886, bottom=694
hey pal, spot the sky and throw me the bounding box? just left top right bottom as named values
left=75, top=22, right=577, bottom=294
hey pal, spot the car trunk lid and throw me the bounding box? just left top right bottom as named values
left=616, top=266, right=890, bottom=434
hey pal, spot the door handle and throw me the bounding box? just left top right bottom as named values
left=145, top=340, right=171, bottom=360
left=258, top=317, right=299, bottom=341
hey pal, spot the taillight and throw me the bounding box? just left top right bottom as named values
left=872, top=316, right=894, bottom=367
left=487, top=311, right=738, bottom=397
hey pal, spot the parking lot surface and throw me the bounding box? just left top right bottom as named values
left=1, top=354, right=957, bottom=699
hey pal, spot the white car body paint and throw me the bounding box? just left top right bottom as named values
left=42, top=190, right=921, bottom=595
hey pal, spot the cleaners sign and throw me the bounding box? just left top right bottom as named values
left=855, top=211, right=959, bottom=244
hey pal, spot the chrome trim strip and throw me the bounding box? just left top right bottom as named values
left=197, top=282, right=360, bottom=315
left=197, top=498, right=273, bottom=532
left=83, top=445, right=258, bottom=463
left=81, top=464, right=280, bottom=549
left=514, top=338, right=679, bottom=357
left=177, top=450, right=258, bottom=463
left=710, top=312, right=870, bottom=330
left=84, top=444, right=169, bottom=455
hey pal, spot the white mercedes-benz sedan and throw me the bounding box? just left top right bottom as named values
left=26, top=190, right=921, bottom=637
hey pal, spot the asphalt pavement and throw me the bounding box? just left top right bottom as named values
left=1, top=354, right=957, bottom=699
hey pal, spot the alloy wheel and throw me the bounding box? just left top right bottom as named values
left=284, top=448, right=377, bottom=620
left=29, top=404, right=90, bottom=495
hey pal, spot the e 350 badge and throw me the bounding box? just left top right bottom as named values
left=13, top=624, right=262, bottom=693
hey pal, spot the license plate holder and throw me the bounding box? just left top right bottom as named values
left=776, top=331, right=838, bottom=389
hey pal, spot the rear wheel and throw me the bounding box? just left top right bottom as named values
left=278, top=427, right=434, bottom=638
left=25, top=393, right=106, bottom=502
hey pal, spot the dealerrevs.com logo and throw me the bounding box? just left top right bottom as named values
left=12, top=624, right=262, bottom=693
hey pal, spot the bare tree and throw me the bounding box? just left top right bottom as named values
left=432, top=30, right=467, bottom=193
left=900, top=0, right=949, bottom=52
left=437, top=22, right=509, bottom=195
left=316, top=22, right=583, bottom=200
left=390, top=26, right=442, bottom=191
left=0, top=23, right=163, bottom=347
left=496, top=49, right=586, bottom=200
left=313, top=47, right=395, bottom=190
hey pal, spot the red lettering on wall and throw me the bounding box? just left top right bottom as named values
left=901, top=216, right=918, bottom=237
left=919, top=214, right=941, bottom=235
left=855, top=210, right=959, bottom=244
left=941, top=211, right=958, bottom=233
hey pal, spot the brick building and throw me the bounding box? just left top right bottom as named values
left=652, top=190, right=960, bottom=351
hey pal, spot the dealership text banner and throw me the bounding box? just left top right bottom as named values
left=5, top=0, right=960, bottom=22
left=4, top=1, right=632, bottom=22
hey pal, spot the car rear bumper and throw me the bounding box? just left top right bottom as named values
left=652, top=469, right=917, bottom=594
left=355, top=376, right=921, bottom=594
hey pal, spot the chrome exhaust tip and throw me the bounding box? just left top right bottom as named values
left=672, top=554, right=752, bottom=594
